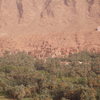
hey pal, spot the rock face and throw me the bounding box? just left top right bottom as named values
left=0, top=0, right=100, bottom=57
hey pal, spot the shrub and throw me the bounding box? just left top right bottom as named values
left=0, top=51, right=99, bottom=100
left=7, top=85, right=25, bottom=100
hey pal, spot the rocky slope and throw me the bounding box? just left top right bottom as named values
left=0, top=0, right=100, bottom=58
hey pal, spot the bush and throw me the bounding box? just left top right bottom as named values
left=7, top=85, right=25, bottom=100
left=0, top=51, right=99, bottom=100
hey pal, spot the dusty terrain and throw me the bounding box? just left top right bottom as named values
left=0, top=0, right=100, bottom=58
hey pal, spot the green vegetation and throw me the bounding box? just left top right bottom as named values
left=0, top=51, right=100, bottom=100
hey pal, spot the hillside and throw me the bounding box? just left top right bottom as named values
left=0, top=0, right=100, bottom=57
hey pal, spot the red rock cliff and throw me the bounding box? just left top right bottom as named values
left=0, top=0, right=100, bottom=57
